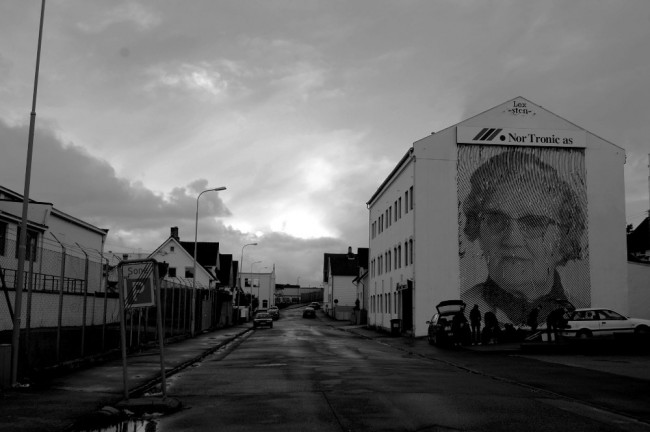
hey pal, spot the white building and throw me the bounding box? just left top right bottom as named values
left=367, top=97, right=627, bottom=337
left=240, top=266, right=276, bottom=310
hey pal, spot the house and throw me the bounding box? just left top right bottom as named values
left=0, top=185, right=109, bottom=331
left=323, top=248, right=364, bottom=320
left=149, top=226, right=219, bottom=288
left=239, top=265, right=276, bottom=310
left=148, top=227, right=234, bottom=331
left=367, top=97, right=628, bottom=337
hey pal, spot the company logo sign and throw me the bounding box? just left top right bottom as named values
left=457, top=127, right=585, bottom=148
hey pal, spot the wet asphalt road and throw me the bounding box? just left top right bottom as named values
left=148, top=308, right=650, bottom=432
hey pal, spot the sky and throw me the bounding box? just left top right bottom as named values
left=1, top=1, right=649, bottom=286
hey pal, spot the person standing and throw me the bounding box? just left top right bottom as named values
left=527, top=305, right=542, bottom=333
left=469, top=304, right=482, bottom=345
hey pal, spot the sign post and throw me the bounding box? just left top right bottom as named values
left=117, top=259, right=166, bottom=400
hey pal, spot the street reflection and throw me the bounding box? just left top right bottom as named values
left=76, top=419, right=157, bottom=432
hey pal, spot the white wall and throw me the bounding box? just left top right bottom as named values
left=627, top=261, right=650, bottom=319
left=413, top=127, right=462, bottom=336
left=367, top=158, right=415, bottom=329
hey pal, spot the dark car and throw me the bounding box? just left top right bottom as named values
left=302, top=306, right=316, bottom=318
left=426, top=300, right=470, bottom=346
left=268, top=306, right=280, bottom=320
left=253, top=312, right=273, bottom=329
left=308, top=302, right=321, bottom=310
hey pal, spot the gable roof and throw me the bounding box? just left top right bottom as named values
left=217, top=254, right=233, bottom=286
left=179, top=241, right=219, bottom=268
left=323, top=252, right=359, bottom=282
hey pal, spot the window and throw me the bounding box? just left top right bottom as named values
left=389, top=207, right=392, bottom=226
left=394, top=247, right=397, bottom=269
left=409, top=239, right=414, bottom=265
left=387, top=251, right=391, bottom=272
left=394, top=292, right=397, bottom=314
left=405, top=191, right=409, bottom=214
left=185, top=267, right=194, bottom=278
left=15, top=227, right=38, bottom=262
left=0, top=222, right=6, bottom=256
left=170, top=246, right=175, bottom=252
left=168, top=267, right=177, bottom=277
left=387, top=293, right=391, bottom=313
left=397, top=245, right=401, bottom=268
left=398, top=198, right=402, bottom=219
left=244, top=278, right=251, bottom=287
left=409, top=186, right=414, bottom=210
left=404, top=241, right=408, bottom=266
left=394, top=200, right=398, bottom=222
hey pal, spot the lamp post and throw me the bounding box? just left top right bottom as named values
left=191, top=186, right=226, bottom=336
left=239, top=243, right=257, bottom=314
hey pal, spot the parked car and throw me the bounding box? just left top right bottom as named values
left=253, top=312, right=273, bottom=329
left=268, top=306, right=280, bottom=320
left=303, top=306, right=316, bottom=318
left=560, top=308, right=650, bottom=341
left=426, top=300, right=470, bottom=346
left=308, top=302, right=321, bottom=310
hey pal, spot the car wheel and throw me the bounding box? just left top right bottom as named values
left=634, top=325, right=649, bottom=340
left=577, top=330, right=592, bottom=340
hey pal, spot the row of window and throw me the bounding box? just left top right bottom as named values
left=370, top=239, right=414, bottom=278
left=371, top=186, right=413, bottom=239
left=370, top=292, right=399, bottom=315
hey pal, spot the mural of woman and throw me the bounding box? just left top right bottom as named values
left=460, top=148, right=588, bottom=327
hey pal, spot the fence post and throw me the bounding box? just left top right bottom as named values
left=76, top=244, right=89, bottom=358
left=50, top=233, right=66, bottom=363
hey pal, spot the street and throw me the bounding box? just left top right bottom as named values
left=137, top=308, right=650, bottom=432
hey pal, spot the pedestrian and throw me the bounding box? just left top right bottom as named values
left=482, top=311, right=500, bottom=345
left=469, top=304, right=481, bottom=345
left=546, top=307, right=566, bottom=343
left=527, top=305, right=542, bottom=333
left=451, top=310, right=468, bottom=347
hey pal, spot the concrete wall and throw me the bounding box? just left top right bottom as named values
left=628, top=261, right=650, bottom=319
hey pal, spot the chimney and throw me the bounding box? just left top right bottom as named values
left=171, top=226, right=179, bottom=240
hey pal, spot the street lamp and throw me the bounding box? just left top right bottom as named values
left=239, top=242, right=257, bottom=313
left=191, top=186, right=226, bottom=336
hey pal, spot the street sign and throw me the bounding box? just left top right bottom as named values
left=116, top=258, right=166, bottom=399
left=121, top=261, right=155, bottom=308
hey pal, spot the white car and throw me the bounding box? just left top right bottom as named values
left=561, top=308, right=650, bottom=340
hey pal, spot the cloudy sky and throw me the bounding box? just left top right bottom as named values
left=1, top=1, right=649, bottom=286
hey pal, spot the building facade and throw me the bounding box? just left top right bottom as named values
left=367, top=97, right=627, bottom=337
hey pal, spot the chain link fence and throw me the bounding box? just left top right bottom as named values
left=0, top=232, right=234, bottom=382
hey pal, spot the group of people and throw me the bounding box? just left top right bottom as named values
left=458, top=303, right=569, bottom=345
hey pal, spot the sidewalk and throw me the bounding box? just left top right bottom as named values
left=1, top=323, right=252, bottom=432
left=324, top=313, right=650, bottom=381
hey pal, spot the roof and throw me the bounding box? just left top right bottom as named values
left=179, top=241, right=219, bottom=268
left=327, top=254, right=359, bottom=277
left=0, top=185, right=108, bottom=236
left=217, top=254, right=233, bottom=286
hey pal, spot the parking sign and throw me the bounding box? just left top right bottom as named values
left=120, top=261, right=156, bottom=308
